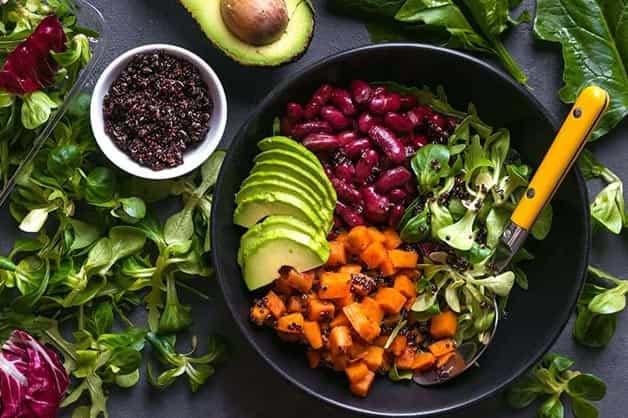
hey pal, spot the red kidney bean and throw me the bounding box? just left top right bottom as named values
left=342, top=138, right=371, bottom=159
left=334, top=161, right=355, bottom=182
left=330, top=88, right=357, bottom=116
left=384, top=112, right=413, bottom=133
left=372, top=86, right=386, bottom=96
left=412, top=134, right=428, bottom=148
left=429, top=113, right=448, bottom=131
left=280, top=117, right=294, bottom=136
left=333, top=216, right=344, bottom=229
left=285, top=102, right=304, bottom=121
left=350, top=80, right=373, bottom=105
left=358, top=112, right=381, bottom=133
left=400, top=95, right=417, bottom=110
left=332, top=177, right=362, bottom=205
left=369, top=92, right=401, bottom=114
left=322, top=162, right=334, bottom=179
left=302, top=133, right=340, bottom=152
left=355, top=149, right=379, bottom=183
left=375, top=166, right=412, bottom=193
left=388, top=204, right=405, bottom=228
left=336, top=131, right=358, bottom=146
left=336, top=201, right=365, bottom=227
left=304, top=84, right=333, bottom=119
left=388, top=188, right=408, bottom=203
left=320, top=106, right=351, bottom=130
left=404, top=178, right=417, bottom=194
left=368, top=125, right=405, bottom=164
left=291, top=120, right=332, bottom=139
left=362, top=185, right=390, bottom=222
left=406, top=105, right=432, bottom=127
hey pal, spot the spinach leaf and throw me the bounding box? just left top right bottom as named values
left=534, top=0, right=628, bottom=140
left=591, top=181, right=626, bottom=234
left=21, top=91, right=59, bottom=129
left=531, top=203, right=553, bottom=240
left=411, top=144, right=450, bottom=193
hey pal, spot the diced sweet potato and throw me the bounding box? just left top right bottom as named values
left=330, top=311, right=350, bottom=328
left=276, top=313, right=304, bottom=334
left=318, top=272, right=351, bottom=299
left=339, top=264, right=362, bottom=274
left=347, top=225, right=372, bottom=254
left=436, top=351, right=456, bottom=368
left=307, top=298, right=335, bottom=321
left=350, top=370, right=375, bottom=397
left=395, top=347, right=417, bottom=370
left=389, top=249, right=419, bottom=269
left=303, top=320, right=323, bottom=349
left=382, top=228, right=402, bottom=250
left=430, top=311, right=458, bottom=339
left=360, top=296, right=384, bottom=323
left=428, top=339, right=456, bottom=357
left=250, top=303, right=271, bottom=326
left=286, top=269, right=313, bottom=293
left=373, top=335, right=388, bottom=348
left=334, top=293, right=355, bottom=308
left=349, top=342, right=368, bottom=360
left=360, top=241, right=387, bottom=269
left=345, top=361, right=369, bottom=384
left=363, top=346, right=385, bottom=371
left=273, top=276, right=293, bottom=295
left=394, top=274, right=416, bottom=298
left=389, top=335, right=407, bottom=356
left=329, top=325, right=353, bottom=357
left=413, top=352, right=436, bottom=371
left=326, top=241, right=347, bottom=267
left=375, top=287, right=406, bottom=314
left=379, top=254, right=396, bottom=277
left=287, top=296, right=304, bottom=313
left=343, top=303, right=380, bottom=342
left=366, top=227, right=386, bottom=243
left=264, top=290, right=286, bottom=318
left=306, top=349, right=320, bottom=368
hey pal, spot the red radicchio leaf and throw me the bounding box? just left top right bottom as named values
left=0, top=16, right=67, bottom=95
left=0, top=330, right=69, bottom=418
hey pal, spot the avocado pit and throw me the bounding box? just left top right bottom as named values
left=220, top=0, right=289, bottom=46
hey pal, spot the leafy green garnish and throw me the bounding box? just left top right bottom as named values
left=534, top=0, right=628, bottom=140
left=506, top=353, right=606, bottom=418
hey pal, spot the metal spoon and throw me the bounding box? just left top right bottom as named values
left=413, top=86, right=609, bottom=386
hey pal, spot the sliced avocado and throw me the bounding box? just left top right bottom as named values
left=241, top=171, right=334, bottom=212
left=241, top=228, right=330, bottom=290
left=236, top=179, right=332, bottom=226
left=257, top=136, right=322, bottom=167
left=254, top=148, right=336, bottom=205
left=251, top=160, right=334, bottom=211
left=179, top=0, right=314, bottom=67
left=237, top=215, right=328, bottom=265
left=233, top=192, right=326, bottom=229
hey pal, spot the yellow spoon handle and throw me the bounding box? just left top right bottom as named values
left=511, top=86, right=609, bottom=231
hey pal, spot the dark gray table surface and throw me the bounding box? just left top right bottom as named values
left=4, top=0, right=628, bottom=417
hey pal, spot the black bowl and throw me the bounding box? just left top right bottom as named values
left=211, top=44, right=590, bottom=416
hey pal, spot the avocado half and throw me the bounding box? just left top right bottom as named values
left=179, top=0, right=315, bottom=66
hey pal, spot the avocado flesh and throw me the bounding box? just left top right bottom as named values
left=251, top=161, right=334, bottom=211
left=238, top=215, right=328, bottom=266
left=179, top=0, right=314, bottom=66
left=236, top=180, right=331, bottom=226
left=233, top=193, right=326, bottom=229
left=257, top=136, right=322, bottom=166
left=254, top=149, right=336, bottom=205
left=241, top=228, right=330, bottom=290
left=240, top=171, right=334, bottom=212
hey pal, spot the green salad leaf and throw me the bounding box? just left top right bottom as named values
left=534, top=0, right=628, bottom=140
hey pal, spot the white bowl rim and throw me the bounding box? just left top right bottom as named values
left=90, top=43, right=228, bottom=180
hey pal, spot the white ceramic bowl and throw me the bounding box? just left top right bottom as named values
left=90, top=44, right=227, bottom=179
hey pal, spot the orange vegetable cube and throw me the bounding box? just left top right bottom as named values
left=413, top=352, right=436, bottom=371
left=379, top=254, right=396, bottom=277
left=394, top=274, right=416, bottom=298
left=430, top=311, right=458, bottom=338
left=318, top=272, right=351, bottom=299
left=276, top=313, right=304, bottom=334
left=285, top=269, right=313, bottom=293
left=389, top=249, right=419, bottom=269
left=366, top=227, right=386, bottom=243
left=303, top=320, right=323, bottom=349
left=339, top=264, right=362, bottom=274
left=326, top=241, right=347, bottom=267
left=375, top=287, right=406, bottom=314
left=249, top=304, right=271, bottom=326
left=343, top=303, right=380, bottom=342
left=373, top=335, right=388, bottom=348
left=329, top=325, right=353, bottom=357
left=363, top=346, right=385, bottom=371
left=334, top=293, right=355, bottom=309
left=330, top=311, right=350, bottom=328
left=345, top=361, right=369, bottom=384
left=360, top=241, right=387, bottom=269
left=287, top=296, right=303, bottom=313
left=263, top=290, right=286, bottom=318
left=306, top=298, right=335, bottom=321
left=389, top=335, right=407, bottom=356
left=360, top=296, right=384, bottom=323
left=350, top=370, right=375, bottom=397
left=306, top=349, right=320, bottom=368
left=347, top=226, right=372, bottom=254
left=427, top=339, right=456, bottom=357
left=436, top=351, right=456, bottom=368
left=382, top=228, right=402, bottom=250
left=395, top=347, right=417, bottom=370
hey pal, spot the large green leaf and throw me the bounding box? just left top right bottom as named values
left=534, top=0, right=628, bottom=140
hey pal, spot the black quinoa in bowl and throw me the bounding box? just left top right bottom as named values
left=102, top=51, right=213, bottom=171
